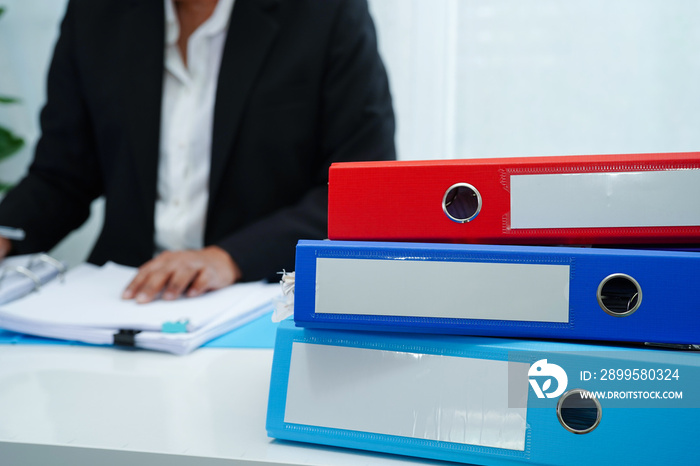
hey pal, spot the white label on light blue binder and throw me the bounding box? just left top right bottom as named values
left=510, top=169, right=700, bottom=229
left=285, top=342, right=530, bottom=451
left=315, top=258, right=570, bottom=322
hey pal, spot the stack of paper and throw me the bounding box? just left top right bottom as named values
left=0, top=262, right=280, bottom=354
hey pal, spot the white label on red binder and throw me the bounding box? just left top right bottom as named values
left=315, top=257, right=570, bottom=323
left=284, top=342, right=530, bottom=450
left=510, top=169, right=700, bottom=229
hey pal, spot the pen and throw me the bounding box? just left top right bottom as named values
left=0, top=226, right=26, bottom=241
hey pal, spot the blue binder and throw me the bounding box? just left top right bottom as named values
left=293, top=240, right=700, bottom=345
left=267, top=319, right=700, bottom=465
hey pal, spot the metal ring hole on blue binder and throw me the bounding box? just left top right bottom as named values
left=557, top=389, right=602, bottom=434
left=442, top=183, right=482, bottom=223
left=597, top=273, right=642, bottom=317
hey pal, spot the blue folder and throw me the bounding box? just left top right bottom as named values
left=267, top=319, right=700, bottom=465
left=293, top=240, right=700, bottom=345
left=0, top=311, right=279, bottom=349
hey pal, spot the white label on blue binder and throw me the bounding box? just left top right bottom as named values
left=285, top=342, right=529, bottom=450
left=316, top=258, right=570, bottom=322
left=510, top=169, right=700, bottom=229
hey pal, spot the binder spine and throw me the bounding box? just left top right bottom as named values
left=267, top=322, right=534, bottom=465
left=267, top=320, right=700, bottom=466
left=328, top=153, right=700, bottom=244
left=293, top=240, right=700, bottom=345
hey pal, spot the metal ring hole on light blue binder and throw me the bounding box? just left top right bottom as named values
left=557, top=389, right=602, bottom=434
left=597, top=273, right=642, bottom=317
left=442, top=183, right=482, bottom=223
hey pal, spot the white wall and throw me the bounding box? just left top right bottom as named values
left=0, top=0, right=103, bottom=267
left=2, top=0, right=699, bottom=264
left=369, top=0, right=700, bottom=160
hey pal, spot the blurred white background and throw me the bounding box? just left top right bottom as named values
left=1, top=0, right=699, bottom=265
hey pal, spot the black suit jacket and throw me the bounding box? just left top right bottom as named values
left=0, top=0, right=395, bottom=281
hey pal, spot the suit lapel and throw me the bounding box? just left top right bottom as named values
left=209, top=0, right=281, bottom=206
left=120, top=0, right=165, bottom=214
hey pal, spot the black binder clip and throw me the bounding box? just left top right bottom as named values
left=113, top=329, right=142, bottom=347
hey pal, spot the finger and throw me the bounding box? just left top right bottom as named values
left=162, top=265, right=198, bottom=301
left=122, top=251, right=172, bottom=299
left=186, top=268, right=210, bottom=298
left=122, top=266, right=153, bottom=300
left=122, top=254, right=170, bottom=299
left=133, top=268, right=173, bottom=304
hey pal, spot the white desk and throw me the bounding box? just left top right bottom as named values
left=0, top=345, right=452, bottom=466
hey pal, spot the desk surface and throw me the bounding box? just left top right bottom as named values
left=0, top=345, right=450, bottom=466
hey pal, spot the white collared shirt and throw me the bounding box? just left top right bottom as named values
left=155, top=0, right=235, bottom=253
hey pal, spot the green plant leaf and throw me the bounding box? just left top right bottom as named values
left=0, top=126, right=25, bottom=162
left=0, top=7, right=5, bottom=18
left=0, top=95, right=20, bottom=104
left=0, top=180, right=13, bottom=194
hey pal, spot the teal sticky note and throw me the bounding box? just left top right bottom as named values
left=161, top=319, right=189, bottom=333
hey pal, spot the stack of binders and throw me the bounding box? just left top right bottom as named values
left=267, top=152, right=700, bottom=465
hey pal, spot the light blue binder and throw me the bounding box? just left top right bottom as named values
left=293, top=240, right=700, bottom=345
left=267, top=319, right=700, bottom=465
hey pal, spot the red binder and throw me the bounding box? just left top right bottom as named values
left=328, top=152, right=700, bottom=244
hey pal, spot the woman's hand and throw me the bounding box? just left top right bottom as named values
left=122, top=246, right=242, bottom=304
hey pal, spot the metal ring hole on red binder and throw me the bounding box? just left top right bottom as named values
left=557, top=389, right=602, bottom=434
left=442, top=183, right=482, bottom=223
left=597, top=273, right=642, bottom=317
